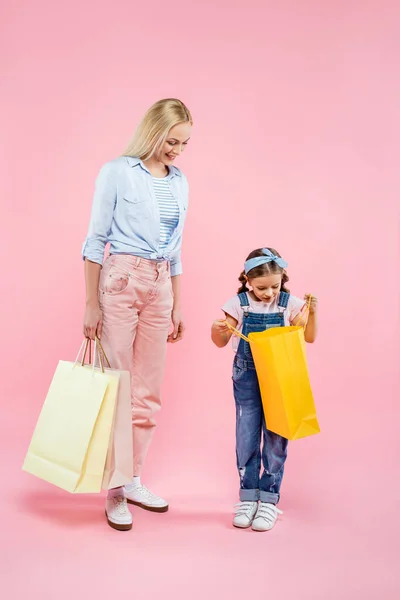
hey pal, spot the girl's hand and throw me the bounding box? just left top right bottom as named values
left=168, top=308, right=185, bottom=343
left=84, top=303, right=103, bottom=340
left=212, top=316, right=237, bottom=348
left=212, top=320, right=231, bottom=334
left=304, top=294, right=318, bottom=315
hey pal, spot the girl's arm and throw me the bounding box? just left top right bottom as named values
left=211, top=314, right=238, bottom=348
left=304, top=311, right=318, bottom=343
left=290, top=294, right=318, bottom=343
left=304, top=294, right=318, bottom=343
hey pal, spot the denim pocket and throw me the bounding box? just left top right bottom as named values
left=100, top=264, right=130, bottom=295
left=232, top=362, right=246, bottom=382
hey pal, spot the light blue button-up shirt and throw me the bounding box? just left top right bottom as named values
left=82, top=156, right=189, bottom=276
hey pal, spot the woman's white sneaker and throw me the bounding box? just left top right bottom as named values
left=252, top=502, right=283, bottom=532
left=105, top=495, right=132, bottom=531
left=124, top=484, right=169, bottom=513
left=233, top=501, right=258, bottom=528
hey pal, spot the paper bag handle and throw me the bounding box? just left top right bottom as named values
left=75, top=338, right=111, bottom=373
left=95, top=337, right=111, bottom=369
left=294, top=294, right=312, bottom=328
left=224, top=321, right=251, bottom=342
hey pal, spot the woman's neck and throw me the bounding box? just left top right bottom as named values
left=142, top=157, right=169, bottom=178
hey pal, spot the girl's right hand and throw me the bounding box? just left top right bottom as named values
left=83, top=303, right=103, bottom=340
left=212, top=319, right=231, bottom=334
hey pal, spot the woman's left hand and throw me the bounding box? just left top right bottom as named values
left=168, top=308, right=185, bottom=343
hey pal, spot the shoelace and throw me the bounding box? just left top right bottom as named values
left=255, top=503, right=283, bottom=526
left=136, top=485, right=157, bottom=500
left=112, top=496, right=129, bottom=515
left=234, top=501, right=257, bottom=517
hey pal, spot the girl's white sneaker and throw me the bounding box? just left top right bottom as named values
left=251, top=502, right=283, bottom=532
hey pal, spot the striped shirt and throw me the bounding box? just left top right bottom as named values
left=152, top=177, right=180, bottom=254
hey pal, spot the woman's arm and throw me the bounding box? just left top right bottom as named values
left=83, top=259, right=103, bottom=340
left=168, top=275, right=184, bottom=342
left=82, top=162, right=117, bottom=339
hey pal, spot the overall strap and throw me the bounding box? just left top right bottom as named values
left=278, top=291, right=290, bottom=309
left=238, top=292, right=250, bottom=317
left=238, top=292, right=250, bottom=308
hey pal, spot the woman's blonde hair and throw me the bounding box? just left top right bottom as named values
left=123, top=98, right=193, bottom=160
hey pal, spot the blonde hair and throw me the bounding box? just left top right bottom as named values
left=123, top=98, right=193, bottom=160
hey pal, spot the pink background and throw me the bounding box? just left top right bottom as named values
left=1, top=1, right=399, bottom=598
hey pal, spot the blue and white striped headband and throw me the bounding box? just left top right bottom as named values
left=244, top=248, right=288, bottom=275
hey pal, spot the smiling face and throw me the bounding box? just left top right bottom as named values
left=248, top=273, right=282, bottom=303
left=158, top=122, right=192, bottom=166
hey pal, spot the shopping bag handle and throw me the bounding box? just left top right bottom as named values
left=294, top=294, right=312, bottom=327
left=224, top=321, right=251, bottom=342
left=81, top=338, right=105, bottom=373
left=75, top=338, right=111, bottom=373
left=224, top=294, right=313, bottom=340
left=95, top=337, right=111, bottom=369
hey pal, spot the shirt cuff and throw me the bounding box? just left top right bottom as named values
left=170, top=261, right=182, bottom=277
left=81, top=240, right=105, bottom=265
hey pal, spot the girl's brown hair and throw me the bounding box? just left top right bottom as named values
left=237, top=247, right=290, bottom=294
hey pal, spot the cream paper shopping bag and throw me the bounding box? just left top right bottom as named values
left=101, top=368, right=133, bottom=490
left=23, top=340, right=119, bottom=493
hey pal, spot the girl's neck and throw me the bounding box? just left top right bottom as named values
left=248, top=290, right=261, bottom=303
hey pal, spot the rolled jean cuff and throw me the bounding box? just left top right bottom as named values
left=239, top=488, right=259, bottom=502
left=259, top=491, right=279, bottom=504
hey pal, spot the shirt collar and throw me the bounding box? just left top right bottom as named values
left=125, top=156, right=181, bottom=178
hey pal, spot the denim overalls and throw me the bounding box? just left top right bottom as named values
left=233, top=291, right=290, bottom=505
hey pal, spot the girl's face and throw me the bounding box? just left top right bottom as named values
left=248, top=273, right=282, bottom=303
left=159, top=122, right=191, bottom=166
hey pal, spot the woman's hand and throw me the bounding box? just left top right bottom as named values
left=168, top=308, right=185, bottom=343
left=83, top=303, right=103, bottom=340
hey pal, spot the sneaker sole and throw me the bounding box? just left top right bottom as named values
left=126, top=499, right=169, bottom=513
left=233, top=522, right=253, bottom=529
left=105, top=511, right=132, bottom=531
left=251, top=524, right=274, bottom=532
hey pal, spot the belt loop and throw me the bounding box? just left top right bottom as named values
left=135, top=257, right=141, bottom=268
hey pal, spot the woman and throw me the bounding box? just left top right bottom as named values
left=82, top=98, right=192, bottom=531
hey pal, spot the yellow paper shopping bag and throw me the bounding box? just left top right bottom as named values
left=23, top=339, right=119, bottom=493
left=226, top=304, right=320, bottom=441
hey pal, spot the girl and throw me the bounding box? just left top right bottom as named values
left=211, top=248, right=318, bottom=532
left=82, top=98, right=192, bottom=531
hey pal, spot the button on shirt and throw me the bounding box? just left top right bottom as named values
left=82, top=156, right=189, bottom=276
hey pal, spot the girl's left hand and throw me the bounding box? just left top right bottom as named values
left=304, top=294, right=318, bottom=314
left=168, top=308, right=185, bottom=343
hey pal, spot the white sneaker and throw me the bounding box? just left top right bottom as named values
left=233, top=501, right=258, bottom=528
left=124, top=484, right=169, bottom=513
left=105, top=495, right=132, bottom=531
left=252, top=502, right=283, bottom=532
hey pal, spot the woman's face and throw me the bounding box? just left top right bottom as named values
left=159, top=122, right=191, bottom=165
